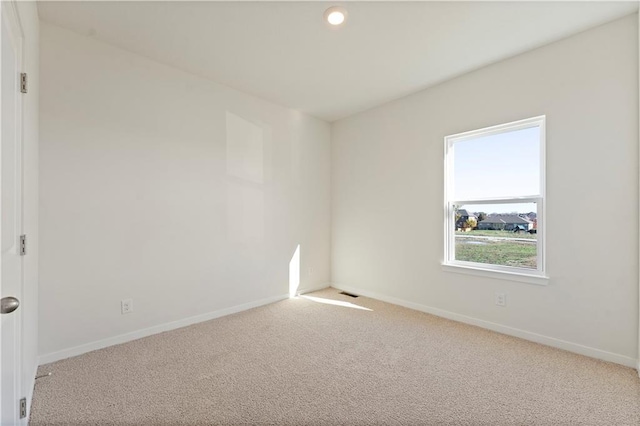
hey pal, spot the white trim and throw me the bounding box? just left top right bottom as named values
left=23, top=363, right=37, bottom=422
left=444, top=115, right=546, bottom=277
left=451, top=196, right=541, bottom=205
left=1, top=3, right=26, bottom=424
left=442, top=263, right=548, bottom=286
left=538, top=117, right=547, bottom=279
left=446, top=115, right=546, bottom=143
left=331, top=283, right=638, bottom=369
left=3, top=1, right=24, bottom=40
left=38, top=293, right=289, bottom=365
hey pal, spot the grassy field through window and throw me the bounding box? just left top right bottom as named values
left=455, top=230, right=537, bottom=269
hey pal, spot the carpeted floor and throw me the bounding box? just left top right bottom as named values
left=31, top=288, right=640, bottom=425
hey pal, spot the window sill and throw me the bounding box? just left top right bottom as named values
left=442, top=263, right=549, bottom=286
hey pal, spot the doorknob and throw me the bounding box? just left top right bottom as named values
left=0, top=297, right=19, bottom=314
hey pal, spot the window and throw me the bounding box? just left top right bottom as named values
left=444, top=116, right=546, bottom=282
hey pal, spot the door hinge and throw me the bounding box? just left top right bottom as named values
left=20, top=73, right=27, bottom=94
left=19, top=397, right=27, bottom=419
left=19, top=234, right=26, bottom=256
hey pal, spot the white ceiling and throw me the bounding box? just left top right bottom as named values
left=37, top=1, right=638, bottom=122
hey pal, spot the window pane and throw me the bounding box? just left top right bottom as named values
left=454, top=202, right=537, bottom=269
left=453, top=126, right=540, bottom=200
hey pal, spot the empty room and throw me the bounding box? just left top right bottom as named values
left=1, top=0, right=639, bottom=425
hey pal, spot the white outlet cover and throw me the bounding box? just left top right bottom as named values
left=121, top=299, right=133, bottom=314
left=495, top=293, right=506, bottom=307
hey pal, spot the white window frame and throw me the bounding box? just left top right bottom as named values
left=443, top=116, right=547, bottom=285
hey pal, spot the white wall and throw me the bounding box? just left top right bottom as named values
left=39, top=23, right=331, bottom=361
left=332, top=15, right=639, bottom=366
left=15, top=0, right=39, bottom=417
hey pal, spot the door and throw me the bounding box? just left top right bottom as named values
left=0, top=1, right=23, bottom=424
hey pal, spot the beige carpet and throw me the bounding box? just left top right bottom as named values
left=31, top=288, right=640, bottom=425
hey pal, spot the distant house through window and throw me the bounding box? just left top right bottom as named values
left=444, top=116, right=546, bottom=278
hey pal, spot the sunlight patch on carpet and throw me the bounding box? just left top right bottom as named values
left=300, top=295, right=372, bottom=311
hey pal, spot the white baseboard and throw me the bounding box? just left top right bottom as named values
left=38, top=283, right=639, bottom=371
left=38, top=293, right=289, bottom=365
left=332, top=283, right=639, bottom=369
left=297, top=282, right=331, bottom=295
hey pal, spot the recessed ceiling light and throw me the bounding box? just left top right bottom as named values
left=324, top=6, right=347, bottom=26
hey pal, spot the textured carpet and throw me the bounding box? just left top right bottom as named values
left=31, top=288, right=640, bottom=425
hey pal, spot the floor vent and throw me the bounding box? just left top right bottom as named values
left=339, top=291, right=359, bottom=298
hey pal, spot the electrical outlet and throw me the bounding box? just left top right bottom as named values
left=308, top=267, right=314, bottom=276
left=495, top=292, right=506, bottom=307
left=121, top=299, right=133, bottom=314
